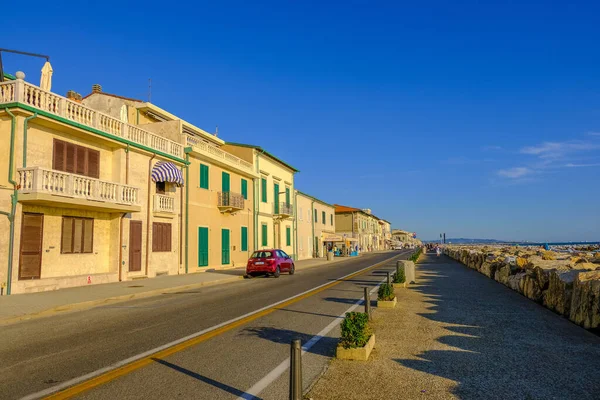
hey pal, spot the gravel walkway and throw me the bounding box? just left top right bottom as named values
left=308, top=253, right=600, bottom=400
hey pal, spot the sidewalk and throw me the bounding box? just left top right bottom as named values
left=308, top=253, right=600, bottom=400
left=0, top=253, right=364, bottom=325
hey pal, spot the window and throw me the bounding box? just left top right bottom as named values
left=279, top=250, right=289, bottom=258
left=286, top=226, right=291, bottom=246
left=156, top=181, right=166, bottom=194
left=261, top=178, right=267, bottom=203
left=61, top=217, right=93, bottom=254
left=322, top=211, right=326, bottom=224
left=53, top=139, right=99, bottom=179
left=330, top=214, right=333, bottom=225
left=241, top=226, right=248, bottom=251
left=261, top=224, right=268, bottom=247
left=299, top=207, right=303, bottom=221
left=152, top=222, right=172, bottom=252
left=241, top=179, right=248, bottom=200
left=200, top=164, right=209, bottom=189
left=314, top=209, right=317, bottom=223
left=285, top=187, right=290, bottom=205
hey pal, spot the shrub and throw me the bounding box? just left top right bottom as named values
left=393, top=267, right=406, bottom=284
left=378, top=283, right=395, bottom=301
left=340, top=312, right=371, bottom=349
left=409, top=248, right=423, bottom=263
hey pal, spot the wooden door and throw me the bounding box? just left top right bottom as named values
left=19, top=213, right=44, bottom=280
left=221, top=229, right=230, bottom=265
left=129, top=220, right=142, bottom=272
left=198, top=227, right=209, bottom=267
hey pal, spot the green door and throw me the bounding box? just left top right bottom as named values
left=198, top=227, right=209, bottom=267
left=274, top=183, right=280, bottom=214
left=221, top=229, right=230, bottom=265
left=222, top=172, right=230, bottom=192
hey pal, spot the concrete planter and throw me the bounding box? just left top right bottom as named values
left=392, top=282, right=406, bottom=289
left=377, top=297, right=397, bottom=308
left=336, top=334, right=375, bottom=361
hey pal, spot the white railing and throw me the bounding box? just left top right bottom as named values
left=18, top=167, right=140, bottom=206
left=153, top=194, right=175, bottom=213
left=1, top=80, right=183, bottom=158
left=186, top=135, right=254, bottom=172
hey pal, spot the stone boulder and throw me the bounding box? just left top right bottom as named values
left=543, top=269, right=581, bottom=317
left=520, top=271, right=543, bottom=303
left=569, top=271, right=600, bottom=330
left=507, top=272, right=526, bottom=292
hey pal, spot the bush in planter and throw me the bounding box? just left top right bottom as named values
left=393, top=268, right=406, bottom=284
left=378, top=283, right=395, bottom=301
left=340, top=312, right=372, bottom=349
left=409, top=248, right=423, bottom=263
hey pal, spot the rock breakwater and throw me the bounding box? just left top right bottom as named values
left=444, top=246, right=600, bottom=330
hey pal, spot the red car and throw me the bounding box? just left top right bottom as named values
left=246, top=249, right=295, bottom=278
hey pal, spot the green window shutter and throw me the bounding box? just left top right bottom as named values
left=200, top=164, right=209, bottom=189
left=274, top=183, right=280, bottom=214
left=330, top=214, right=333, bottom=225
left=198, top=227, right=209, bottom=267
left=221, top=229, right=230, bottom=265
left=241, top=226, right=248, bottom=251
left=285, top=188, right=290, bottom=205
left=314, top=209, right=317, bottom=222
left=222, top=172, right=230, bottom=192
left=322, top=211, right=325, bottom=224
left=241, top=179, right=248, bottom=199
left=286, top=227, right=291, bottom=246
left=261, top=224, right=268, bottom=246
left=261, top=178, right=267, bottom=203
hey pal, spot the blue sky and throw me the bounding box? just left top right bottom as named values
left=4, top=1, right=599, bottom=241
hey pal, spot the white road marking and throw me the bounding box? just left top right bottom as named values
left=19, top=254, right=404, bottom=400
left=237, top=275, right=389, bottom=400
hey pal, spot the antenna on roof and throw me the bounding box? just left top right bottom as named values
left=148, top=78, right=152, bottom=102
left=215, top=125, right=219, bottom=137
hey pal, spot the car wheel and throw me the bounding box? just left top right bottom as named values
left=273, top=266, right=281, bottom=278
left=244, top=273, right=253, bottom=279
left=289, top=264, right=295, bottom=275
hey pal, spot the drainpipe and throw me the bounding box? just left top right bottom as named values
left=294, top=190, right=298, bottom=260
left=2, top=108, right=17, bottom=295
left=22, top=113, right=38, bottom=168
left=145, top=154, right=157, bottom=276
left=311, top=201, right=315, bottom=258
left=184, top=152, right=190, bottom=273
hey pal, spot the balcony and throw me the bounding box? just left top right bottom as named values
left=0, top=80, right=183, bottom=159
left=217, top=191, right=245, bottom=213
left=17, top=167, right=141, bottom=212
left=186, top=135, right=256, bottom=176
left=273, top=202, right=293, bottom=219
left=154, top=194, right=175, bottom=213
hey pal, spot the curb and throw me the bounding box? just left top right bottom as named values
left=0, top=252, right=379, bottom=326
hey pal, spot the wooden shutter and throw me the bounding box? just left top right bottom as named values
left=165, top=223, right=172, bottom=252
left=152, top=223, right=171, bottom=252
left=61, top=217, right=73, bottom=253
left=83, top=219, right=94, bottom=253
left=87, top=149, right=100, bottom=179
left=241, top=179, right=248, bottom=199
left=65, top=143, right=76, bottom=173
left=76, top=146, right=86, bottom=175
left=53, top=139, right=66, bottom=171
left=73, top=218, right=83, bottom=253
left=241, top=226, right=248, bottom=251
left=261, top=178, right=267, bottom=202
left=19, top=213, right=44, bottom=280
left=286, top=227, right=291, bottom=246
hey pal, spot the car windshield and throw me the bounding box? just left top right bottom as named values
left=251, top=251, right=273, bottom=258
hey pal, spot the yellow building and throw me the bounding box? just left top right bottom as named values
left=83, top=91, right=259, bottom=271
left=295, top=191, right=336, bottom=259
left=334, top=204, right=388, bottom=252
left=222, top=143, right=297, bottom=258
left=0, top=75, right=185, bottom=294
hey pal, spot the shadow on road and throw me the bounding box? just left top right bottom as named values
left=393, top=254, right=600, bottom=400
left=151, top=358, right=259, bottom=399
left=274, top=308, right=343, bottom=319
left=240, top=327, right=338, bottom=357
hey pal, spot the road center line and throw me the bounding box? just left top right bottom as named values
left=237, top=274, right=388, bottom=400
left=21, top=252, right=406, bottom=400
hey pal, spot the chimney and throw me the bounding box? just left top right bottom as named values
left=92, top=84, right=102, bottom=93
left=66, top=90, right=83, bottom=102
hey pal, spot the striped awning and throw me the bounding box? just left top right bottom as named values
left=151, top=161, right=184, bottom=186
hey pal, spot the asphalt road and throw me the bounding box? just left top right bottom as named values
left=0, top=250, right=411, bottom=400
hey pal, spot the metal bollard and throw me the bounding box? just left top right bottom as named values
left=364, top=287, right=372, bottom=321
left=289, top=339, right=302, bottom=400
left=387, top=271, right=391, bottom=286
